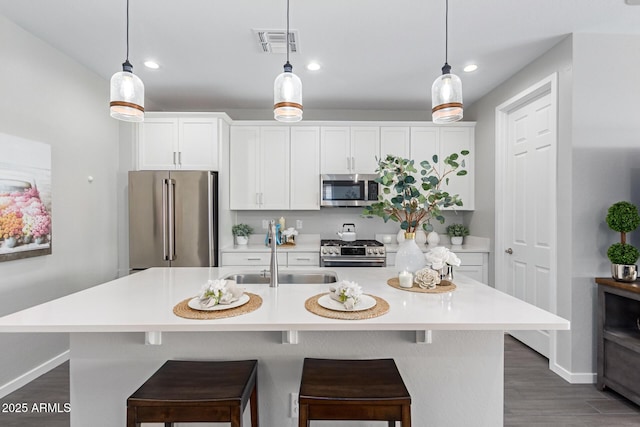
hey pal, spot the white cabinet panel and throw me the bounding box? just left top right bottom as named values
left=221, top=252, right=286, bottom=266
left=381, top=126, right=410, bottom=159
left=229, top=126, right=289, bottom=210
left=321, top=127, right=351, bottom=174
left=290, top=127, right=320, bottom=210
left=287, top=252, right=320, bottom=266
left=137, top=118, right=178, bottom=170
left=137, top=115, right=219, bottom=171
left=179, top=118, right=219, bottom=170
left=351, top=127, right=380, bottom=173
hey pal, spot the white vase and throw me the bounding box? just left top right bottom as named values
left=395, top=233, right=427, bottom=274
left=426, top=231, right=440, bottom=246
left=415, top=230, right=427, bottom=245
left=236, top=235, right=248, bottom=245
left=396, top=229, right=406, bottom=244
left=451, top=236, right=464, bottom=245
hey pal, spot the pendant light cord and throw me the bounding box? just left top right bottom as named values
left=286, top=0, right=290, bottom=64
left=444, top=0, right=448, bottom=65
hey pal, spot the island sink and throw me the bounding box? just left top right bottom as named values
left=223, top=271, right=338, bottom=284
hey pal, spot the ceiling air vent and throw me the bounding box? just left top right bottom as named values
left=253, top=29, right=299, bottom=54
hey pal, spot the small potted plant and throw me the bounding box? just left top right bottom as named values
left=606, top=201, right=640, bottom=282
left=446, top=223, right=469, bottom=245
left=232, top=223, right=253, bottom=245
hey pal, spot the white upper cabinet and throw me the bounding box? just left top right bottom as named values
left=320, top=126, right=380, bottom=174
left=410, top=125, right=474, bottom=210
left=229, top=126, right=290, bottom=210
left=290, top=127, right=320, bottom=210
left=137, top=113, right=220, bottom=171
left=380, top=126, right=410, bottom=160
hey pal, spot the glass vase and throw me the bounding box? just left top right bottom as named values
left=395, top=232, right=427, bottom=273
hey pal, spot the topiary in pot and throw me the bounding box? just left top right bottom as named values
left=606, top=201, right=640, bottom=282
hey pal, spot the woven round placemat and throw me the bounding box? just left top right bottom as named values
left=387, top=277, right=456, bottom=293
left=304, top=293, right=389, bottom=320
left=173, top=293, right=263, bottom=320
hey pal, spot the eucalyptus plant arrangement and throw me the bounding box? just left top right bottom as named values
left=606, top=201, right=640, bottom=266
left=362, top=152, right=469, bottom=233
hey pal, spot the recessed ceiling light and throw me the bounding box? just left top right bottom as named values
left=306, top=62, right=321, bottom=71
left=144, top=60, right=160, bottom=70
left=463, top=64, right=478, bottom=73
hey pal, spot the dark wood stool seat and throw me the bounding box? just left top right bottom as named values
left=127, top=359, right=258, bottom=427
left=298, top=358, right=411, bottom=427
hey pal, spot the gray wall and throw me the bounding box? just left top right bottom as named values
left=0, top=15, right=119, bottom=389
left=466, top=33, right=640, bottom=378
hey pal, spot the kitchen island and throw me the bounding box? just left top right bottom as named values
left=0, top=267, right=569, bottom=427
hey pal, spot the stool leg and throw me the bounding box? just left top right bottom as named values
left=388, top=422, right=395, bottom=427
left=231, top=405, right=242, bottom=427
left=298, top=403, right=309, bottom=427
left=401, top=403, right=411, bottom=427
left=126, top=407, right=139, bottom=427
left=250, top=380, right=259, bottom=427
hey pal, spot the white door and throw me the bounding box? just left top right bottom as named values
left=137, top=118, right=178, bottom=170
left=499, top=79, right=557, bottom=358
left=380, top=127, right=410, bottom=160
left=260, top=126, right=290, bottom=210
left=440, top=127, right=474, bottom=210
left=229, top=126, right=260, bottom=209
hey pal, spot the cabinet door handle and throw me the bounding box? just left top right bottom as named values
left=178, top=151, right=182, bottom=165
left=247, top=257, right=262, bottom=261
left=173, top=152, right=177, bottom=165
left=256, top=193, right=260, bottom=205
left=347, top=156, right=350, bottom=171
left=296, top=257, right=311, bottom=261
left=351, top=156, right=355, bottom=171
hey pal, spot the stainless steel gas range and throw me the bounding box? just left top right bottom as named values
left=320, top=239, right=386, bottom=267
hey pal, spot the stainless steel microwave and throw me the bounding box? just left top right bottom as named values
left=320, top=174, right=380, bottom=207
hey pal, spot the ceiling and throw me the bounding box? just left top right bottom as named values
left=1, top=0, right=639, bottom=115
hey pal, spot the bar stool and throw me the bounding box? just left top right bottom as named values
left=126, top=359, right=258, bottom=427
left=298, top=358, right=411, bottom=427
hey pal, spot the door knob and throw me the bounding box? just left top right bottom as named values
left=505, top=248, right=513, bottom=254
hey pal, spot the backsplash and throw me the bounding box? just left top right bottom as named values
left=234, top=208, right=470, bottom=241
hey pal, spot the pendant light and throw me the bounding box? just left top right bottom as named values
left=273, top=0, right=302, bottom=122
left=431, top=0, right=463, bottom=123
left=110, top=0, right=145, bottom=122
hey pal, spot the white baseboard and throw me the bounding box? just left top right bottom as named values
left=0, top=350, right=70, bottom=399
left=550, top=360, right=597, bottom=384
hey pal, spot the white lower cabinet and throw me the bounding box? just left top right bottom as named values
left=386, top=250, right=488, bottom=284
left=221, top=252, right=286, bottom=267
left=287, top=252, right=320, bottom=266
left=221, top=252, right=318, bottom=267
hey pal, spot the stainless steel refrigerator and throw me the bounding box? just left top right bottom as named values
left=128, top=170, right=218, bottom=271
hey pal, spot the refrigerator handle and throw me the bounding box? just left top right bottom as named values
left=168, top=178, right=176, bottom=261
left=162, top=179, right=169, bottom=261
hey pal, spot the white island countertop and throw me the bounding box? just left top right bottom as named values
left=0, top=266, right=569, bottom=333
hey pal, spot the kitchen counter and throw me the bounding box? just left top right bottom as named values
left=380, top=234, right=490, bottom=253
left=0, top=267, right=568, bottom=426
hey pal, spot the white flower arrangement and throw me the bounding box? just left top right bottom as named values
left=414, top=267, right=441, bottom=290
left=329, top=280, right=363, bottom=310
left=197, top=279, right=243, bottom=308
left=425, top=246, right=461, bottom=270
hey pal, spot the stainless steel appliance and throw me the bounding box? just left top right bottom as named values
left=320, top=239, right=386, bottom=267
left=321, top=174, right=379, bottom=207
left=128, top=171, right=218, bottom=271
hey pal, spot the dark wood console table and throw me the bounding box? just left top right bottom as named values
left=596, top=277, right=640, bottom=405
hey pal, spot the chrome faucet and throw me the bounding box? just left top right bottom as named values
left=268, top=220, right=279, bottom=288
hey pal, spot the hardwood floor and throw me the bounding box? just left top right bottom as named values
left=1, top=336, right=639, bottom=426
left=504, top=335, right=640, bottom=426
